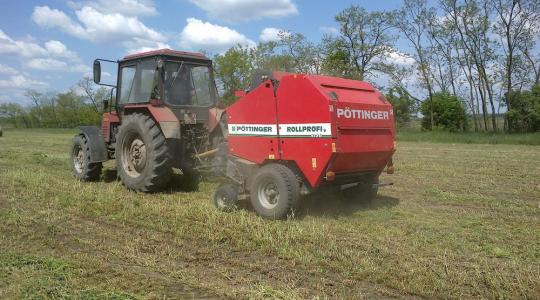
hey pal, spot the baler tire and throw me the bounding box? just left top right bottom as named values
left=70, top=134, right=102, bottom=181
left=116, top=113, right=172, bottom=192
left=250, top=164, right=299, bottom=220
left=213, top=183, right=239, bottom=212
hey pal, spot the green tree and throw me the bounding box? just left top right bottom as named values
left=0, top=103, right=29, bottom=128
left=278, top=31, right=322, bottom=74
left=394, top=0, right=436, bottom=130
left=385, top=87, right=416, bottom=127
left=322, top=38, right=358, bottom=79
left=420, top=92, right=467, bottom=131
left=507, top=84, right=540, bottom=132
left=213, top=45, right=252, bottom=104
left=56, top=90, right=101, bottom=127
left=326, top=6, right=395, bottom=81
left=78, top=77, right=109, bottom=112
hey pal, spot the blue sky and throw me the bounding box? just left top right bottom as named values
left=0, top=0, right=406, bottom=105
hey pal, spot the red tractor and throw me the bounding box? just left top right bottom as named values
left=71, top=49, right=396, bottom=219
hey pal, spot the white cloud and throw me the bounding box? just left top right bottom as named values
left=0, top=64, right=18, bottom=75
left=189, top=0, right=298, bottom=23
left=68, top=0, right=157, bottom=16
left=259, top=27, right=282, bottom=42
left=387, top=50, right=415, bottom=66
left=25, top=58, right=90, bottom=73
left=0, top=29, right=50, bottom=58
left=44, top=40, right=78, bottom=60
left=0, top=75, right=47, bottom=88
left=319, top=26, right=338, bottom=35
left=126, top=41, right=171, bottom=54
left=75, top=7, right=165, bottom=42
left=0, top=30, right=88, bottom=73
left=32, top=6, right=86, bottom=38
left=0, top=30, right=19, bottom=54
left=26, top=58, right=66, bottom=70
left=32, top=5, right=166, bottom=48
left=180, top=18, right=255, bottom=53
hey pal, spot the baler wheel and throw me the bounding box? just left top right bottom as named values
left=70, top=134, right=102, bottom=181
left=213, top=183, right=239, bottom=212
left=116, top=113, right=172, bottom=192
left=250, top=164, right=299, bottom=220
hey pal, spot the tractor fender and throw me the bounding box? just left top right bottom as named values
left=79, top=126, right=109, bottom=163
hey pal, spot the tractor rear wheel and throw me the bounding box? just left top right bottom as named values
left=70, top=134, right=102, bottom=181
left=116, top=113, right=172, bottom=192
left=250, top=164, right=299, bottom=219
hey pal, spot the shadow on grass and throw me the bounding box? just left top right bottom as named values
left=101, top=168, right=200, bottom=193
left=102, top=169, right=118, bottom=183
left=165, top=173, right=200, bottom=193
left=295, top=192, right=400, bottom=219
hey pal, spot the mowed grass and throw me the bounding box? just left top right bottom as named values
left=0, top=128, right=539, bottom=299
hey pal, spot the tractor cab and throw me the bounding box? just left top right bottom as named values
left=94, top=49, right=218, bottom=126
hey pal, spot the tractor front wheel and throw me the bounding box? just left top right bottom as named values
left=250, top=164, right=299, bottom=219
left=116, top=113, right=172, bottom=192
left=70, top=134, right=102, bottom=181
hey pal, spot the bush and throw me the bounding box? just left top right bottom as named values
left=385, top=87, right=415, bottom=128
left=507, top=85, right=540, bottom=133
left=420, top=93, right=467, bottom=131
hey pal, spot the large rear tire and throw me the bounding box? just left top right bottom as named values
left=250, top=164, right=299, bottom=220
left=70, top=135, right=102, bottom=181
left=116, top=113, right=172, bottom=192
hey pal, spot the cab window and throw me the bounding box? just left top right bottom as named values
left=118, top=59, right=159, bottom=104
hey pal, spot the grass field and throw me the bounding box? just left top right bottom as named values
left=0, top=128, right=539, bottom=299
left=397, top=128, right=540, bottom=145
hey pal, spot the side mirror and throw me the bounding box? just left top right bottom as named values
left=102, top=99, right=109, bottom=111
left=93, top=60, right=101, bottom=84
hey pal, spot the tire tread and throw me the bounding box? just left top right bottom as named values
left=116, top=113, right=172, bottom=192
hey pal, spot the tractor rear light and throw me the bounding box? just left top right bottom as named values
left=325, top=171, right=335, bottom=181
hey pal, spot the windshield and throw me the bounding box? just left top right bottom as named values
left=163, top=62, right=215, bottom=106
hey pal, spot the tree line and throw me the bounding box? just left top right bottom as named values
left=1, top=0, right=539, bottom=133
left=0, top=78, right=105, bottom=128
left=214, top=0, right=540, bottom=132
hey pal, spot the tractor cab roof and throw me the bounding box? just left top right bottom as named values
left=121, top=48, right=211, bottom=63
